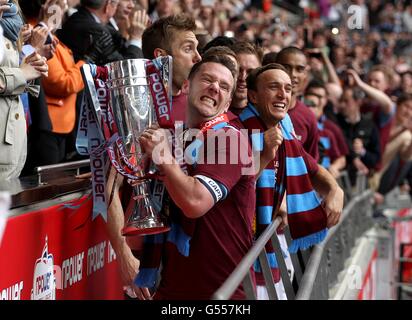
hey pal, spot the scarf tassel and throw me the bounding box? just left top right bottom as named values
left=288, top=228, right=328, bottom=253
left=166, top=222, right=191, bottom=257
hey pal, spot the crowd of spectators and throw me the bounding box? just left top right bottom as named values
left=0, top=0, right=411, bottom=195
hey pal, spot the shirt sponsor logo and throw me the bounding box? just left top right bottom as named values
left=203, top=115, right=226, bottom=130
left=149, top=72, right=170, bottom=121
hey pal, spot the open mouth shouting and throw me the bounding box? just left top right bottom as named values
left=200, top=96, right=217, bottom=107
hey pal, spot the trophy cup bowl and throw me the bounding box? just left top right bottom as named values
left=106, top=59, right=170, bottom=236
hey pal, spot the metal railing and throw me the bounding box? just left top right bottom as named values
left=212, top=217, right=280, bottom=299
left=35, top=159, right=90, bottom=185
left=213, top=173, right=374, bottom=300
left=213, top=217, right=308, bottom=300
left=295, top=189, right=374, bottom=299
left=336, top=170, right=368, bottom=203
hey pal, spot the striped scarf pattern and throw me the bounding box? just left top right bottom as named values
left=239, top=103, right=328, bottom=280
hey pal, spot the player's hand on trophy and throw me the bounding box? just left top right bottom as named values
left=140, top=125, right=174, bottom=166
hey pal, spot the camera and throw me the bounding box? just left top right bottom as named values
left=308, top=51, right=322, bottom=59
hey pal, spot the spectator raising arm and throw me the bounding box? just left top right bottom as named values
left=127, top=9, right=150, bottom=48
left=347, top=69, right=394, bottom=115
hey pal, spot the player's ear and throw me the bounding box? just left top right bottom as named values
left=154, top=48, right=167, bottom=58
left=181, top=79, right=190, bottom=95
left=248, top=90, right=258, bottom=105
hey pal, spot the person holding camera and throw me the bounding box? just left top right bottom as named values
left=372, top=94, right=412, bottom=198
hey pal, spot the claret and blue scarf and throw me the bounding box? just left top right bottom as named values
left=239, top=103, right=328, bottom=281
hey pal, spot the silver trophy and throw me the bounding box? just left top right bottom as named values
left=105, top=58, right=171, bottom=236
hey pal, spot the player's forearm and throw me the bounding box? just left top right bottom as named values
left=160, top=160, right=213, bottom=219
left=311, top=164, right=339, bottom=199
left=323, top=54, right=341, bottom=86
left=358, top=81, right=394, bottom=115
left=105, top=168, right=129, bottom=256
left=400, top=139, right=412, bottom=161
left=331, top=156, right=346, bottom=171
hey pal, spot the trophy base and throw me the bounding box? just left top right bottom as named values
left=122, top=225, right=171, bottom=236
left=123, top=180, right=170, bottom=236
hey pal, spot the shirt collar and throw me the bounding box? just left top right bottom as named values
left=90, top=12, right=101, bottom=23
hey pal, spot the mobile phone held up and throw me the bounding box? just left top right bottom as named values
left=35, top=22, right=53, bottom=45
left=309, top=51, right=322, bottom=59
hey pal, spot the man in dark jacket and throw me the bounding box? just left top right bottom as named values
left=337, top=87, right=381, bottom=185
left=57, top=0, right=143, bottom=65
